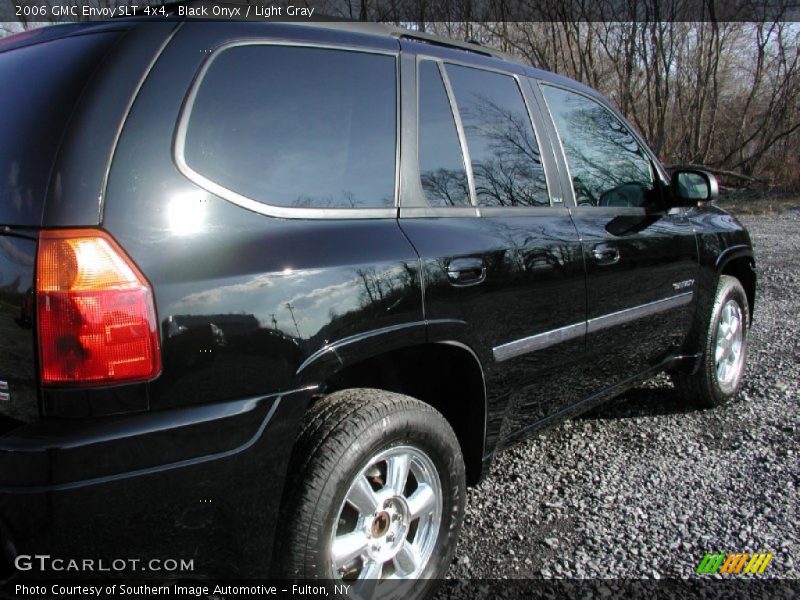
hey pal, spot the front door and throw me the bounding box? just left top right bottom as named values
left=539, top=83, right=699, bottom=392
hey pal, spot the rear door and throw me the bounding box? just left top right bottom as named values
left=537, top=82, right=699, bottom=391
left=397, top=44, right=587, bottom=452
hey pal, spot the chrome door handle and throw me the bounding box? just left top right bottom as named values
left=592, top=243, right=620, bottom=265
left=446, top=257, right=487, bottom=287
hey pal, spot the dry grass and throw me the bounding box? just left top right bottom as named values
left=715, top=191, right=800, bottom=216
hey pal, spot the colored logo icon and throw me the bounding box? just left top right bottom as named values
left=696, top=552, right=773, bottom=574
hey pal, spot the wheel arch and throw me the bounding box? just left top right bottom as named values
left=716, top=247, right=756, bottom=322
left=317, top=341, right=488, bottom=486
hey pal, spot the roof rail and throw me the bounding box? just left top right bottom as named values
left=122, top=4, right=520, bottom=64
left=386, top=26, right=520, bottom=63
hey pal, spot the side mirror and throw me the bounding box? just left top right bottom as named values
left=669, top=169, right=719, bottom=207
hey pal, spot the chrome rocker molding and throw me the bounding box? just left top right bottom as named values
left=493, top=292, right=693, bottom=362
left=587, top=292, right=693, bottom=334
left=493, top=322, right=584, bottom=363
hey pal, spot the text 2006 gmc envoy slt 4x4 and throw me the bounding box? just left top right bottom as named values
left=0, top=16, right=755, bottom=595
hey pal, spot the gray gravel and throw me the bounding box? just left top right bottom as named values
left=445, top=211, right=799, bottom=580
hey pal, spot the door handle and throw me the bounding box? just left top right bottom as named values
left=446, top=257, right=487, bottom=287
left=592, top=243, right=620, bottom=266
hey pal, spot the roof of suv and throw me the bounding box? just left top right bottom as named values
left=144, top=10, right=598, bottom=99
left=0, top=21, right=134, bottom=53
left=146, top=0, right=518, bottom=62
left=1, top=11, right=594, bottom=97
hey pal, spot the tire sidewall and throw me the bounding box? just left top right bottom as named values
left=306, top=407, right=464, bottom=590
left=705, top=276, right=749, bottom=403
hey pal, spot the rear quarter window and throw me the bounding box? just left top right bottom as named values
left=179, top=44, right=398, bottom=212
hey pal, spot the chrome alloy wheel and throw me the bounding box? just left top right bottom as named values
left=715, top=299, right=745, bottom=388
left=330, top=445, right=442, bottom=581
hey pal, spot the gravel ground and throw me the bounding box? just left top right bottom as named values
left=444, top=211, right=799, bottom=581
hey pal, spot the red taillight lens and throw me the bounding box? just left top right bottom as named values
left=36, top=229, right=161, bottom=386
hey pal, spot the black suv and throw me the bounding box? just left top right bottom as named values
left=0, top=18, right=755, bottom=592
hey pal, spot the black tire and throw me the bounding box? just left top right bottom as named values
left=275, top=388, right=465, bottom=597
left=672, top=275, right=750, bottom=407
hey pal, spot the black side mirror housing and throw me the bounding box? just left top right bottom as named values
left=669, top=168, right=719, bottom=207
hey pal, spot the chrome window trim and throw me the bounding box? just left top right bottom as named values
left=437, top=60, right=479, bottom=211
left=441, top=60, right=554, bottom=211
left=424, top=53, right=525, bottom=78
left=399, top=206, right=479, bottom=218
left=512, top=67, right=554, bottom=208
left=174, top=40, right=400, bottom=220
left=413, top=56, right=475, bottom=211
left=493, top=292, right=693, bottom=362
left=407, top=54, right=557, bottom=217
left=400, top=205, right=569, bottom=218
left=479, top=206, right=570, bottom=218
left=569, top=206, right=646, bottom=217
left=537, top=81, right=588, bottom=210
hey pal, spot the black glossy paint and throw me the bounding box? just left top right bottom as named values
left=0, top=20, right=756, bottom=579
left=570, top=208, right=699, bottom=390
left=0, top=387, right=312, bottom=578
left=101, top=22, right=420, bottom=414
left=0, top=26, right=129, bottom=227
left=44, top=21, right=178, bottom=227
left=0, top=232, right=37, bottom=425
left=400, top=215, right=588, bottom=452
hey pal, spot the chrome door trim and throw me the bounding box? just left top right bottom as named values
left=492, top=292, right=693, bottom=362
left=437, top=60, right=479, bottom=210
left=493, top=322, right=585, bottom=363
left=586, top=292, right=693, bottom=334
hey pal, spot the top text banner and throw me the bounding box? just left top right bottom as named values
left=3, top=0, right=800, bottom=23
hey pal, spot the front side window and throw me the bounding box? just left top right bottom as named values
left=417, top=61, right=470, bottom=207
left=446, top=64, right=549, bottom=208
left=182, top=45, right=397, bottom=210
left=541, top=85, right=655, bottom=208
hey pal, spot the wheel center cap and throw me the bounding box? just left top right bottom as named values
left=365, top=497, right=410, bottom=563
left=371, top=511, right=390, bottom=537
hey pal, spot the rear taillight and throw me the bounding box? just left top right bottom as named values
left=36, top=229, right=161, bottom=386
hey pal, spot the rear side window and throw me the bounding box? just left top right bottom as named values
left=181, top=45, right=397, bottom=210
left=0, top=32, right=121, bottom=226
left=446, top=64, right=549, bottom=208
left=418, top=61, right=469, bottom=207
